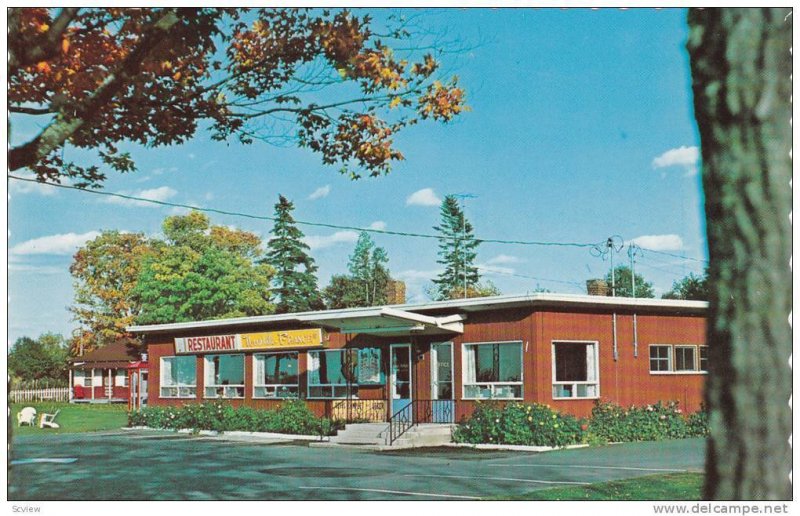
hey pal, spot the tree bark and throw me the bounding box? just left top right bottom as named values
left=687, top=8, right=792, bottom=500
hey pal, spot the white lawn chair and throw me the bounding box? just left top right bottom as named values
left=17, top=407, right=37, bottom=427
left=39, top=409, right=60, bottom=429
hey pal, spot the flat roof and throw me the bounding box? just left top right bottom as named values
left=126, top=293, right=707, bottom=335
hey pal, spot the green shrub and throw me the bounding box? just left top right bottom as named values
left=127, top=400, right=337, bottom=436
left=587, top=401, right=689, bottom=442
left=452, top=402, right=584, bottom=447
left=686, top=407, right=709, bottom=437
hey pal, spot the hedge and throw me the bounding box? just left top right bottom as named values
left=128, top=399, right=341, bottom=436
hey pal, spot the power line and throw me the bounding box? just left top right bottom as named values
left=476, top=266, right=584, bottom=288
left=8, top=174, right=602, bottom=249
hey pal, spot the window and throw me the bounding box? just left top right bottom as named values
left=160, top=356, right=197, bottom=398
left=116, top=369, right=129, bottom=387
left=204, top=354, right=244, bottom=398
left=308, top=350, right=357, bottom=399
left=254, top=352, right=299, bottom=398
left=649, top=345, right=672, bottom=372
left=674, top=346, right=697, bottom=371
left=552, top=341, right=599, bottom=399
left=649, top=345, right=706, bottom=373
left=463, top=341, right=523, bottom=399
left=431, top=343, right=453, bottom=400
left=83, top=371, right=93, bottom=387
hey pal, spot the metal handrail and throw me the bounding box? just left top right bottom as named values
left=385, top=399, right=457, bottom=445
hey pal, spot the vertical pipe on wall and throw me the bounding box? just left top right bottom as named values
left=612, top=313, right=619, bottom=361
left=633, top=313, right=639, bottom=358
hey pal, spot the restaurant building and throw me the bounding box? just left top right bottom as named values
left=127, top=293, right=708, bottom=423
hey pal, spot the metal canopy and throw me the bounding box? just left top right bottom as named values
left=296, top=307, right=465, bottom=337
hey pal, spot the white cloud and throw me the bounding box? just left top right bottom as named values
left=486, top=254, right=522, bottom=265
left=628, top=234, right=685, bottom=251
left=152, top=167, right=178, bottom=176
left=395, top=268, right=441, bottom=282
left=9, top=171, right=63, bottom=196
left=308, top=185, right=331, bottom=201
left=303, top=230, right=359, bottom=250
left=104, top=186, right=178, bottom=208
left=652, top=146, right=700, bottom=176
left=368, top=221, right=387, bottom=231
left=10, top=231, right=100, bottom=256
left=406, top=188, right=441, bottom=207
left=8, top=263, right=65, bottom=275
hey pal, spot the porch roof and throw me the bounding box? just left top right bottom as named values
left=297, top=307, right=465, bottom=336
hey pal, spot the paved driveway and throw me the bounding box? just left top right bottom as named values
left=9, top=431, right=704, bottom=500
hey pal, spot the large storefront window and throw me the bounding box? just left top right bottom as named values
left=552, top=341, right=599, bottom=399
left=160, top=356, right=196, bottom=398
left=204, top=354, right=245, bottom=398
left=253, top=352, right=298, bottom=398
left=308, top=350, right=357, bottom=399
left=463, top=341, right=523, bottom=399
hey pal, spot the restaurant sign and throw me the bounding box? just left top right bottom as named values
left=175, top=329, right=325, bottom=354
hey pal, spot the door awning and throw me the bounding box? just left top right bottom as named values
left=295, top=307, right=465, bottom=337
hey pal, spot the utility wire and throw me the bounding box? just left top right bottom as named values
left=8, top=174, right=602, bottom=248
left=476, top=266, right=585, bottom=288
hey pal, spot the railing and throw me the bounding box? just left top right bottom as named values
left=331, top=399, right=387, bottom=423
left=385, top=399, right=458, bottom=445
left=10, top=388, right=70, bottom=403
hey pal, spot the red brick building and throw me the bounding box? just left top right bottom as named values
left=128, top=293, right=707, bottom=421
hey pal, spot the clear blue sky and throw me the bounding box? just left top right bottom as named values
left=8, top=8, right=708, bottom=344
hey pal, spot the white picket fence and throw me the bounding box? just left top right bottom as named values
left=10, top=387, right=70, bottom=403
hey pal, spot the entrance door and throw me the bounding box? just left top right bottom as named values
left=140, top=372, right=149, bottom=407
left=430, top=343, right=455, bottom=423
left=390, top=344, right=412, bottom=416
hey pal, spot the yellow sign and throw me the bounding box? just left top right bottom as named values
left=240, top=329, right=325, bottom=351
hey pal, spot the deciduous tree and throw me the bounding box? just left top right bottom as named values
left=8, top=8, right=466, bottom=187
left=264, top=195, right=324, bottom=313
left=662, top=271, right=708, bottom=301
left=687, top=7, right=791, bottom=499
left=323, top=231, right=391, bottom=308
left=69, top=230, right=159, bottom=354
left=9, top=333, right=69, bottom=383
left=603, top=265, right=655, bottom=298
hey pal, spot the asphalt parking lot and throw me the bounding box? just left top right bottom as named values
left=9, top=431, right=704, bottom=501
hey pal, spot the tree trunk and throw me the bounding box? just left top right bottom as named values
left=687, top=8, right=792, bottom=500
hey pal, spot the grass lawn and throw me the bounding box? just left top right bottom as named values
left=493, top=472, right=704, bottom=501
left=11, top=402, right=128, bottom=436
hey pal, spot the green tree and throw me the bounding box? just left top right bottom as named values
left=8, top=8, right=466, bottom=186
left=432, top=195, right=481, bottom=300
left=662, top=271, right=709, bottom=301
left=69, top=230, right=160, bottom=354
left=9, top=333, right=69, bottom=384
left=687, top=8, right=791, bottom=499
left=324, top=232, right=391, bottom=308
left=134, top=212, right=274, bottom=323
left=135, top=245, right=274, bottom=324
left=603, top=265, right=655, bottom=298
left=264, top=195, right=324, bottom=313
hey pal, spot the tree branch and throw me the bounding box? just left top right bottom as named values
left=8, top=10, right=181, bottom=172
left=8, top=8, right=80, bottom=76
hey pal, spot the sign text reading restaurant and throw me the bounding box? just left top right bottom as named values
left=175, top=329, right=325, bottom=354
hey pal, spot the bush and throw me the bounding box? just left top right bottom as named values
left=452, top=402, right=584, bottom=447
left=686, top=406, right=709, bottom=437
left=587, top=401, right=692, bottom=443
left=127, top=400, right=338, bottom=436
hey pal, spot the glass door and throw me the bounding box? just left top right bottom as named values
left=390, top=344, right=412, bottom=416
left=430, top=343, right=454, bottom=423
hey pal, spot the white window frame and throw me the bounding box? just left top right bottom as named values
left=81, top=370, right=93, bottom=387
left=699, top=346, right=708, bottom=372
left=430, top=342, right=454, bottom=400
left=307, top=349, right=357, bottom=399
left=203, top=354, right=245, bottom=399
left=649, top=344, right=673, bottom=373
left=551, top=340, right=600, bottom=400
left=674, top=345, right=698, bottom=372
left=461, top=341, right=524, bottom=400
left=160, top=356, right=197, bottom=399
left=649, top=344, right=707, bottom=375
left=253, top=351, right=299, bottom=399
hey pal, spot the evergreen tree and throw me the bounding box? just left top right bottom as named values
left=432, top=195, right=480, bottom=300
left=324, top=232, right=391, bottom=309
left=264, top=195, right=324, bottom=313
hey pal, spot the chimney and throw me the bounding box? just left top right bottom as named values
left=586, top=279, right=610, bottom=296
left=385, top=280, right=406, bottom=304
